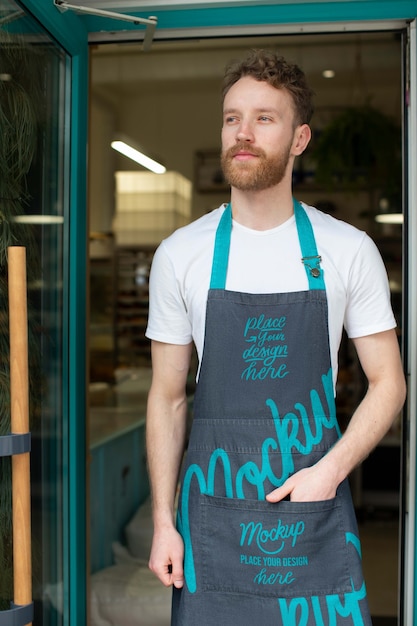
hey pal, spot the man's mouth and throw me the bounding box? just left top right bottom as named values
left=233, top=150, right=257, bottom=160
left=229, top=144, right=262, bottom=159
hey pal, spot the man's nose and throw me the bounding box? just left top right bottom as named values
left=236, top=121, right=254, bottom=142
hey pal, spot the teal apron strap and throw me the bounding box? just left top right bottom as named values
left=210, top=204, right=231, bottom=289
left=293, top=198, right=325, bottom=290
left=210, top=200, right=325, bottom=290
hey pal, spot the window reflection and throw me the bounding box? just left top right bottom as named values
left=0, top=3, right=67, bottom=623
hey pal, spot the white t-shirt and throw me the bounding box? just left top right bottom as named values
left=146, top=202, right=396, bottom=385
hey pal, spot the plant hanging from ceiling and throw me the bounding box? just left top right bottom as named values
left=311, top=104, right=402, bottom=200
left=310, top=35, right=402, bottom=210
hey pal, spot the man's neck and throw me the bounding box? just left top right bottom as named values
left=230, top=185, right=294, bottom=231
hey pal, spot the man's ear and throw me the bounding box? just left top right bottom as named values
left=292, top=124, right=312, bottom=156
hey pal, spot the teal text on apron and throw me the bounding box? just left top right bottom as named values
left=173, top=200, right=371, bottom=626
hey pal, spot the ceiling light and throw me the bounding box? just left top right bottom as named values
left=375, top=213, right=403, bottom=225
left=13, top=215, right=64, bottom=224
left=322, top=69, right=335, bottom=79
left=111, top=138, right=166, bottom=174
left=375, top=197, right=403, bottom=224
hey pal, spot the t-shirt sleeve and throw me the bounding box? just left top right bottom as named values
left=145, top=241, right=193, bottom=345
left=343, top=233, right=397, bottom=338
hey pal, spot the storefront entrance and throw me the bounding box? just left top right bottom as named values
left=87, top=28, right=406, bottom=625
left=3, top=1, right=417, bottom=624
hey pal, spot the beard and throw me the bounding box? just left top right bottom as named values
left=221, top=141, right=292, bottom=192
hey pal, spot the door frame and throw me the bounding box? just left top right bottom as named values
left=90, top=15, right=412, bottom=626
left=403, top=17, right=417, bottom=626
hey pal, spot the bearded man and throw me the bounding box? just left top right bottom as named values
left=145, top=49, right=406, bottom=626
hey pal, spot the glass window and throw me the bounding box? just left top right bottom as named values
left=0, top=1, right=69, bottom=622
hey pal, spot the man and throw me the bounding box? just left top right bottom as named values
left=146, top=50, right=406, bottom=625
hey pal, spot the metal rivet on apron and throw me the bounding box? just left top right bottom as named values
left=301, top=255, right=322, bottom=278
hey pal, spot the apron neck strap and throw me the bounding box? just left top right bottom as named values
left=293, top=199, right=325, bottom=290
left=210, top=200, right=325, bottom=290
left=210, top=203, right=232, bottom=289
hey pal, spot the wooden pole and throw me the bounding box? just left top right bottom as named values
left=8, top=246, right=32, bottom=622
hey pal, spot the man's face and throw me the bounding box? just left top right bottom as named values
left=221, top=76, right=300, bottom=192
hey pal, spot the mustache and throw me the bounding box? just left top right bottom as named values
left=223, top=142, right=266, bottom=159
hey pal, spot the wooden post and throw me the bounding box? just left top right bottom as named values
left=8, top=246, right=32, bottom=623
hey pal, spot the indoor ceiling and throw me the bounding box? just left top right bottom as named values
left=91, top=31, right=403, bottom=114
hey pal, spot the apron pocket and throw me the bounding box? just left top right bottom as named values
left=199, top=494, right=351, bottom=598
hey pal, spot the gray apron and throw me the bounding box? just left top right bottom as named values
left=172, top=200, right=372, bottom=625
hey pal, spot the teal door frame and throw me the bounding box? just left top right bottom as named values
left=69, top=0, right=417, bottom=40
left=17, top=2, right=89, bottom=623
left=16, top=1, right=417, bottom=625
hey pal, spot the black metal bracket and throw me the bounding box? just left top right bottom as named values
left=0, top=602, right=34, bottom=626
left=0, top=433, right=31, bottom=457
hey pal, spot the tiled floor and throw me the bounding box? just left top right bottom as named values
left=359, top=516, right=399, bottom=622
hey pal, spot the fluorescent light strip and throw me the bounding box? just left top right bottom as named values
left=13, top=215, right=64, bottom=224
left=375, top=213, right=403, bottom=224
left=111, top=140, right=166, bottom=174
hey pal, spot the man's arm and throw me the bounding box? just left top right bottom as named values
left=146, top=339, right=193, bottom=587
left=267, top=328, right=406, bottom=502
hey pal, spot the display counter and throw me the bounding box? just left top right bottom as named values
left=89, top=398, right=150, bottom=573
left=90, top=405, right=147, bottom=449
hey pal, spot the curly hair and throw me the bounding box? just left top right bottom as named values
left=222, top=49, right=314, bottom=126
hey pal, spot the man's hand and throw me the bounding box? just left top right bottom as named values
left=148, top=526, right=185, bottom=589
left=266, top=464, right=338, bottom=503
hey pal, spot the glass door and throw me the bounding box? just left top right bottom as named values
left=0, top=1, right=88, bottom=623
